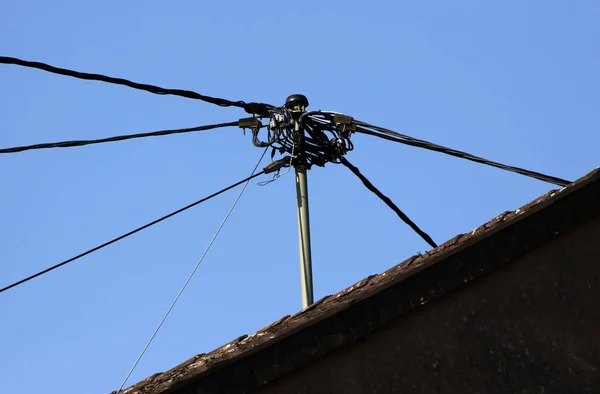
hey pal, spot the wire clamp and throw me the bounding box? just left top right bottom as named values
left=244, top=102, right=272, bottom=117
left=334, top=114, right=356, bottom=137
left=264, top=156, right=291, bottom=174
left=239, top=117, right=263, bottom=130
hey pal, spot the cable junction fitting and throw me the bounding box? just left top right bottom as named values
left=244, top=99, right=356, bottom=169
left=263, top=156, right=291, bottom=174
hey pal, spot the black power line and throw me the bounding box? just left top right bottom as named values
left=0, top=56, right=273, bottom=116
left=0, top=170, right=266, bottom=295
left=354, top=120, right=571, bottom=187
left=0, top=121, right=239, bottom=154
left=340, top=157, right=438, bottom=249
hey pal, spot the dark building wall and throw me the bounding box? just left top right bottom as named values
left=258, top=216, right=600, bottom=394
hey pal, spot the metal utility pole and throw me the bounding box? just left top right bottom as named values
left=285, top=94, right=314, bottom=308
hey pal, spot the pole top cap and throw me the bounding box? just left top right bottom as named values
left=285, top=94, right=309, bottom=111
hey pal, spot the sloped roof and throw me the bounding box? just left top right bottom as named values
left=116, top=166, right=600, bottom=394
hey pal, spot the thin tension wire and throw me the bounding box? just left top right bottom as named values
left=0, top=170, right=266, bottom=295
left=340, top=157, right=438, bottom=249
left=115, top=149, right=268, bottom=394
left=0, top=122, right=238, bottom=154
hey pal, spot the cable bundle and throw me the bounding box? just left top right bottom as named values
left=249, top=109, right=355, bottom=168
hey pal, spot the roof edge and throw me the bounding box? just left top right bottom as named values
left=121, top=167, right=600, bottom=394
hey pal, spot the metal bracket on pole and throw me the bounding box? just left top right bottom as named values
left=285, top=94, right=314, bottom=309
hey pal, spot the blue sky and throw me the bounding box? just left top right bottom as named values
left=1, top=1, right=598, bottom=393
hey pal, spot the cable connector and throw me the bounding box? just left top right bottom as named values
left=239, top=117, right=263, bottom=130
left=334, top=114, right=356, bottom=136
left=334, top=113, right=354, bottom=125
left=244, top=102, right=272, bottom=118
left=264, top=156, right=291, bottom=174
